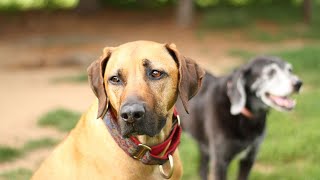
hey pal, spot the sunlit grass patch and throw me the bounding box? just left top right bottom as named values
left=37, top=108, right=81, bottom=132
left=0, top=168, right=32, bottom=180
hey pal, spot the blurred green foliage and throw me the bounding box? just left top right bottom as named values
left=1, top=0, right=320, bottom=11
left=0, top=0, right=77, bottom=11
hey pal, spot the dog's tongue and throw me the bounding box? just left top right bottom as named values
left=269, top=95, right=296, bottom=109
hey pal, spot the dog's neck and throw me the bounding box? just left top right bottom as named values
left=135, top=108, right=174, bottom=147
left=246, top=94, right=269, bottom=117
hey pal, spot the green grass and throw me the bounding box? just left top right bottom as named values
left=180, top=133, right=200, bottom=180
left=22, top=138, right=58, bottom=152
left=0, top=138, right=57, bottom=163
left=51, top=73, right=88, bottom=84
left=0, top=168, right=32, bottom=180
left=0, top=146, right=22, bottom=163
left=37, top=108, right=81, bottom=132
left=200, top=4, right=320, bottom=42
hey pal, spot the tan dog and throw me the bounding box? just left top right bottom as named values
left=32, top=41, right=205, bottom=180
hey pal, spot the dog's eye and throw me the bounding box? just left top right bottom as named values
left=288, top=67, right=293, bottom=73
left=268, top=69, right=276, bottom=77
left=109, top=76, right=121, bottom=84
left=150, top=70, right=163, bottom=79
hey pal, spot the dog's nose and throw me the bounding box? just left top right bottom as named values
left=120, top=103, right=145, bottom=123
left=293, top=80, right=303, bottom=92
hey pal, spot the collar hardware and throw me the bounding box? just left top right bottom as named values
left=159, top=154, right=174, bottom=179
left=133, top=144, right=151, bottom=160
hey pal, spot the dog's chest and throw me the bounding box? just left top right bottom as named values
left=236, top=133, right=265, bottom=158
left=233, top=116, right=266, bottom=140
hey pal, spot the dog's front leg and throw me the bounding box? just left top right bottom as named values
left=212, top=158, right=229, bottom=180
left=237, top=144, right=260, bottom=180
left=199, top=147, right=210, bottom=180
left=210, top=144, right=231, bottom=180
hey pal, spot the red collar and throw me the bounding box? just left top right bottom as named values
left=241, top=107, right=254, bottom=119
left=103, top=108, right=182, bottom=165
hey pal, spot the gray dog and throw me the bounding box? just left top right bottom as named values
left=176, top=56, right=303, bottom=180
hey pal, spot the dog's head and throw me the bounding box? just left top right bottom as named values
left=87, top=41, right=205, bottom=137
left=227, top=56, right=303, bottom=115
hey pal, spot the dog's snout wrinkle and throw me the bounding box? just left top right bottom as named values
left=120, top=103, right=145, bottom=123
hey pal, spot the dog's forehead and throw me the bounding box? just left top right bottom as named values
left=106, top=41, right=177, bottom=72
left=251, top=57, right=289, bottom=72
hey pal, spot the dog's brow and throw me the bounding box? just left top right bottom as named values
left=117, top=69, right=124, bottom=79
left=142, top=59, right=151, bottom=67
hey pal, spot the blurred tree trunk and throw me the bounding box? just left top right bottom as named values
left=177, top=0, right=194, bottom=28
left=76, top=0, right=100, bottom=12
left=303, top=0, right=312, bottom=24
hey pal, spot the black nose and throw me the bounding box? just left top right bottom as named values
left=294, top=80, right=303, bottom=92
left=120, top=103, right=145, bottom=123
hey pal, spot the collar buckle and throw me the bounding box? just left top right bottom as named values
left=133, top=144, right=151, bottom=160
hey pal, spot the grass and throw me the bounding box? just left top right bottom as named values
left=0, top=168, right=32, bottom=180
left=179, top=45, right=320, bottom=179
left=22, top=138, right=58, bottom=152
left=0, top=146, right=22, bottom=163
left=37, top=108, right=81, bottom=132
left=200, top=4, right=320, bottom=42
left=180, top=133, right=200, bottom=180
left=51, top=73, right=88, bottom=84
left=0, top=138, right=58, bottom=163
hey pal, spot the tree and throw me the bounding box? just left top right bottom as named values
left=303, top=0, right=312, bottom=24
left=76, top=0, right=100, bottom=12
left=176, top=0, right=194, bottom=28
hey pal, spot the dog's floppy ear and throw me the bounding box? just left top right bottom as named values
left=227, top=68, right=247, bottom=115
left=87, top=47, right=112, bottom=118
left=165, top=43, right=205, bottom=113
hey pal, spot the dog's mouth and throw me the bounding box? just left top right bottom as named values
left=120, top=117, right=166, bottom=138
left=121, top=123, right=145, bottom=138
left=265, top=92, right=296, bottom=111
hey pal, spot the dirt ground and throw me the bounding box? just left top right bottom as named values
left=0, top=8, right=307, bottom=173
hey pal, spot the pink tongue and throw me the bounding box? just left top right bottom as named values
left=270, top=95, right=295, bottom=108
